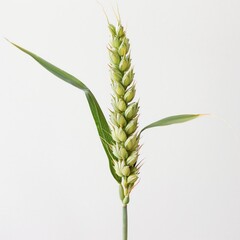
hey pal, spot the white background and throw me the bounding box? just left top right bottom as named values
left=1, top=0, right=240, bottom=239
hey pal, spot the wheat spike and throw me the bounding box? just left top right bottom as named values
left=108, top=21, right=140, bottom=206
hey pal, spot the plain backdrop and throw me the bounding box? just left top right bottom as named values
left=0, top=0, right=240, bottom=239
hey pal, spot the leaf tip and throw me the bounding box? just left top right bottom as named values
left=198, top=113, right=210, bottom=117
left=4, top=38, right=16, bottom=48
left=5, top=38, right=14, bottom=45
left=5, top=39, right=25, bottom=52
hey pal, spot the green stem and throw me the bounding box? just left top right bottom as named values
left=123, top=205, right=128, bottom=240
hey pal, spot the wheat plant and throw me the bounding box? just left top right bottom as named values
left=9, top=15, right=203, bottom=240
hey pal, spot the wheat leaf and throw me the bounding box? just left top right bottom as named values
left=10, top=41, right=121, bottom=183
left=140, top=114, right=204, bottom=134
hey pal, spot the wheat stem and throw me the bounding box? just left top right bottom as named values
left=123, top=205, right=128, bottom=240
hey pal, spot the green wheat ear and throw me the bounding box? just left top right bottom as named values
left=8, top=13, right=205, bottom=240
left=108, top=21, right=140, bottom=206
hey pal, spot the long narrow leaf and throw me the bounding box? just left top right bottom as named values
left=10, top=41, right=121, bottom=183
left=140, top=114, right=204, bottom=134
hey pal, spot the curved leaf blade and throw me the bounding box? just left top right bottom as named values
left=10, top=41, right=88, bottom=91
left=140, top=114, right=204, bottom=134
left=10, top=41, right=121, bottom=183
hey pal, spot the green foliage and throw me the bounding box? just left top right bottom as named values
left=9, top=41, right=121, bottom=183
left=140, top=114, right=203, bottom=134
left=9, top=43, right=203, bottom=186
